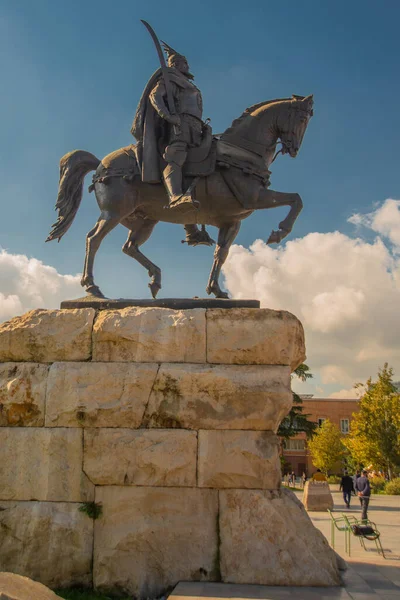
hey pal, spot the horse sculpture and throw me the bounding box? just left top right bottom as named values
left=46, top=94, right=313, bottom=299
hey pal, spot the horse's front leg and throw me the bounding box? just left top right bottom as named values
left=256, top=188, right=303, bottom=244
left=206, top=221, right=241, bottom=298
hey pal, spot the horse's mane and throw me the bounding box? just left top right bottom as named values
left=222, top=97, right=294, bottom=138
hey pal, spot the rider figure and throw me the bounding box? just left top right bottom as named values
left=132, top=42, right=205, bottom=211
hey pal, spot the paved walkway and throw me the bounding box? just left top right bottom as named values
left=170, top=488, right=399, bottom=600
left=297, top=488, right=400, bottom=599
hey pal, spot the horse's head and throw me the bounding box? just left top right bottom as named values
left=278, top=95, right=314, bottom=158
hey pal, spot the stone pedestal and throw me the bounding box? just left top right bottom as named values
left=302, top=480, right=334, bottom=511
left=0, top=307, right=340, bottom=597
left=0, top=572, right=62, bottom=600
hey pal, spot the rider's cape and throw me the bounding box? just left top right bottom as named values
left=131, top=67, right=188, bottom=183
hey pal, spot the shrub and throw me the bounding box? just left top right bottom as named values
left=385, top=478, right=400, bottom=495
left=78, top=502, right=103, bottom=520
left=369, top=476, right=386, bottom=494
left=327, top=475, right=341, bottom=484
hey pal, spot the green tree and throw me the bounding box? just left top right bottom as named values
left=345, top=364, right=400, bottom=479
left=307, top=419, right=346, bottom=475
left=278, top=364, right=317, bottom=442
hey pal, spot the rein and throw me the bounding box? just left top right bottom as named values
left=270, top=145, right=283, bottom=164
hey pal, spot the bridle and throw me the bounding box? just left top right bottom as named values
left=271, top=102, right=313, bottom=163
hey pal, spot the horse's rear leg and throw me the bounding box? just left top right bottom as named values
left=81, top=212, right=120, bottom=297
left=206, top=221, right=241, bottom=299
left=122, top=217, right=161, bottom=298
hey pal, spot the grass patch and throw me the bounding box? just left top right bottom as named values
left=78, top=502, right=103, bottom=520
left=282, top=485, right=304, bottom=492
left=55, top=589, right=131, bottom=600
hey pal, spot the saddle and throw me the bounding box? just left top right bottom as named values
left=184, top=125, right=216, bottom=176
left=182, top=132, right=272, bottom=186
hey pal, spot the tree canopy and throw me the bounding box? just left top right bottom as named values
left=345, top=364, right=400, bottom=478
left=278, top=364, right=317, bottom=441
left=307, top=419, right=345, bottom=474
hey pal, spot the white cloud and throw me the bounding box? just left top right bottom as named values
left=349, top=198, right=400, bottom=248
left=223, top=200, right=400, bottom=396
left=0, top=250, right=81, bottom=323
left=328, top=388, right=360, bottom=399
left=320, top=365, right=354, bottom=386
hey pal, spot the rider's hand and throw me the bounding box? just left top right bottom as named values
left=168, top=115, right=181, bottom=127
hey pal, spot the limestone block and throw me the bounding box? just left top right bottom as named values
left=206, top=308, right=305, bottom=370
left=0, top=428, right=93, bottom=501
left=84, top=429, right=197, bottom=486
left=92, top=307, right=206, bottom=362
left=0, top=502, right=92, bottom=589
left=143, top=363, right=291, bottom=431
left=0, top=309, right=95, bottom=363
left=302, top=480, right=334, bottom=511
left=0, top=364, right=48, bottom=427
left=0, top=572, right=62, bottom=600
left=198, top=431, right=281, bottom=489
left=94, top=486, right=219, bottom=598
left=45, top=362, right=158, bottom=428
left=219, top=488, right=340, bottom=586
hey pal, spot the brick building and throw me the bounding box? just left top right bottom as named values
left=282, top=396, right=359, bottom=476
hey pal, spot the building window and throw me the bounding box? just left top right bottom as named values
left=340, top=419, right=349, bottom=434
left=318, top=418, right=326, bottom=427
left=285, top=439, right=306, bottom=451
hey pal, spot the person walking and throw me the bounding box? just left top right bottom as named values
left=291, top=471, right=296, bottom=487
left=355, top=469, right=371, bottom=521
left=353, top=470, right=361, bottom=496
left=301, top=471, right=307, bottom=488
left=340, top=470, right=354, bottom=508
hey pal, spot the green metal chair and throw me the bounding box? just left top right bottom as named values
left=342, top=514, right=385, bottom=558
left=327, top=509, right=350, bottom=553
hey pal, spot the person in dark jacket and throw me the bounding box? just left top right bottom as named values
left=355, top=469, right=371, bottom=521
left=340, top=470, right=354, bottom=508
left=352, top=470, right=361, bottom=496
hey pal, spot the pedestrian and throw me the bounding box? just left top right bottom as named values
left=301, top=471, right=307, bottom=487
left=340, top=470, right=354, bottom=508
left=291, top=471, right=296, bottom=487
left=355, top=469, right=371, bottom=521
left=352, top=470, right=361, bottom=496
left=312, top=469, right=327, bottom=482
left=288, top=472, right=293, bottom=486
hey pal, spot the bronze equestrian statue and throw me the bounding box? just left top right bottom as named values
left=47, top=22, right=313, bottom=299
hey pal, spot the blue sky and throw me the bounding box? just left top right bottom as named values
left=1, top=1, right=400, bottom=395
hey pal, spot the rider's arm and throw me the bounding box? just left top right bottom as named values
left=149, top=80, right=178, bottom=123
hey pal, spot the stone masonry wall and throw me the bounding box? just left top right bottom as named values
left=0, top=307, right=340, bottom=597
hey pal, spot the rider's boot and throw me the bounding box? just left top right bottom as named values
left=183, top=224, right=215, bottom=246
left=163, top=163, right=197, bottom=210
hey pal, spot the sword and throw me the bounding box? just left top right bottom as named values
left=141, top=20, right=180, bottom=135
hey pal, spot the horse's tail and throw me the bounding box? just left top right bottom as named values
left=46, top=150, right=100, bottom=242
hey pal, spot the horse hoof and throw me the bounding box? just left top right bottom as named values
left=85, top=285, right=105, bottom=298
left=148, top=282, right=161, bottom=299
left=206, top=285, right=229, bottom=299
left=267, top=230, right=280, bottom=244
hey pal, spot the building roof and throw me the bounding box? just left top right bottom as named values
left=299, top=395, right=359, bottom=402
